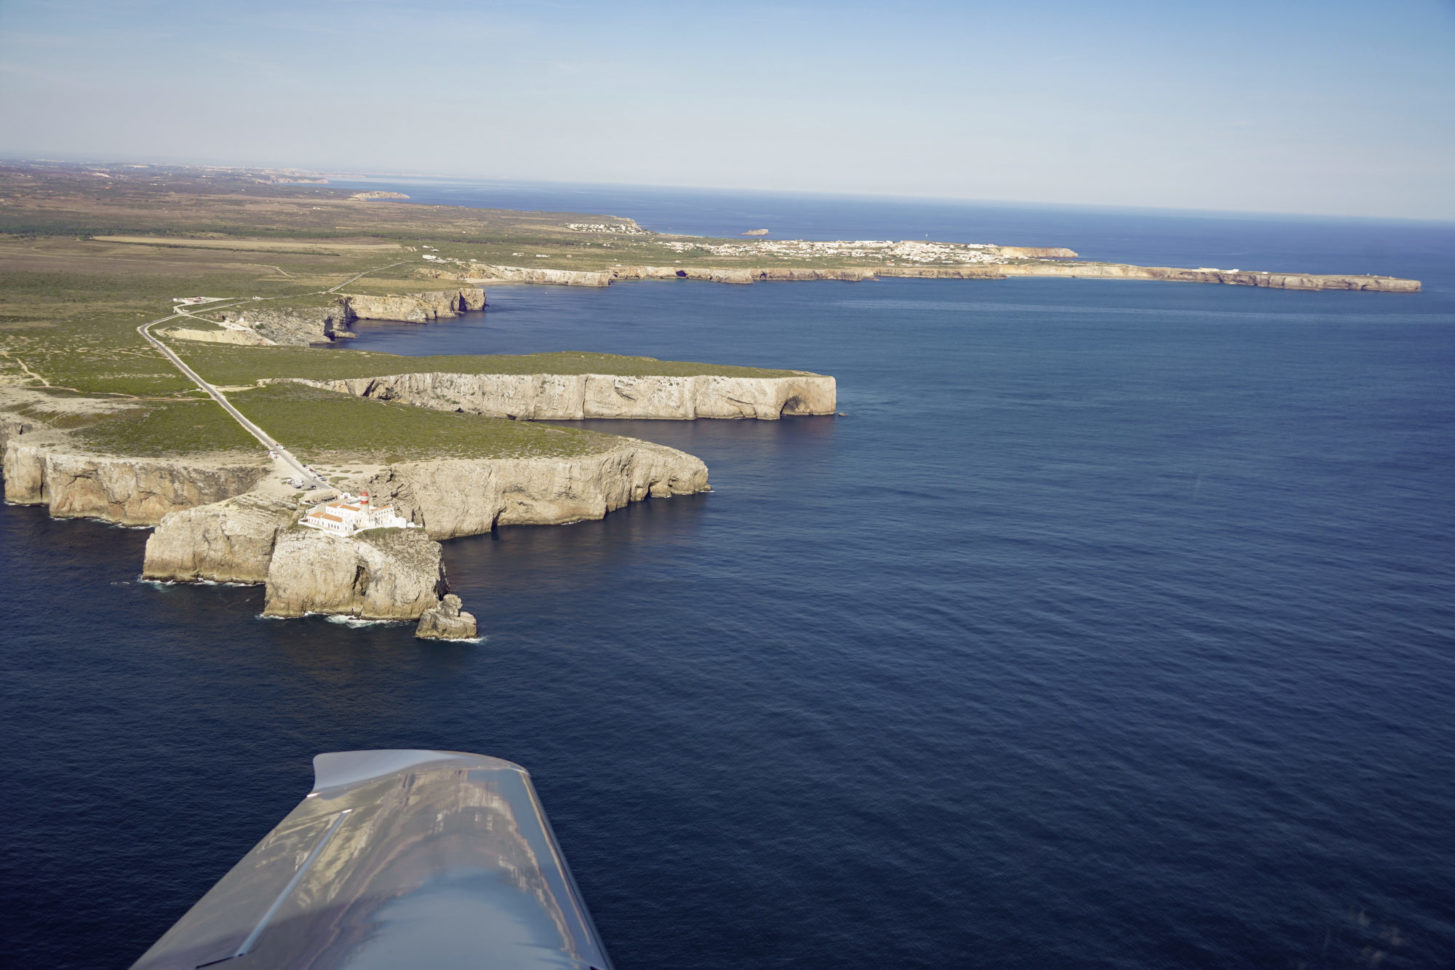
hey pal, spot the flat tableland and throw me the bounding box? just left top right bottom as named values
left=0, top=162, right=810, bottom=459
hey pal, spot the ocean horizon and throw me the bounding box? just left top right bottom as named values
left=4, top=183, right=1454, bottom=969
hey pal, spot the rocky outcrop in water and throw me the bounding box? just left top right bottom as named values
left=263, top=526, right=447, bottom=620
left=415, top=594, right=478, bottom=640
left=293, top=371, right=836, bottom=421
left=3, top=441, right=269, bottom=526
left=143, top=494, right=294, bottom=583
left=356, top=438, right=709, bottom=540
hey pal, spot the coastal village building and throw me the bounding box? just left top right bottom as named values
left=300, top=491, right=413, bottom=537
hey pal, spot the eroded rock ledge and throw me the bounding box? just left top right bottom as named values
left=143, top=493, right=294, bottom=583
left=263, top=527, right=446, bottom=620
left=203, top=287, right=487, bottom=345
left=358, top=439, right=710, bottom=540
left=289, top=371, right=836, bottom=421
left=3, top=440, right=269, bottom=526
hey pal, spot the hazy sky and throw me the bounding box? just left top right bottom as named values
left=1, top=0, right=1452, bottom=219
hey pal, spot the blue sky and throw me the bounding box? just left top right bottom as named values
left=1, top=0, right=1451, bottom=219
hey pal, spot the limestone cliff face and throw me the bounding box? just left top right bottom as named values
left=214, top=305, right=354, bottom=346
left=1132, top=266, right=1420, bottom=292
left=2, top=436, right=47, bottom=502
left=0, top=415, right=36, bottom=453
left=354, top=438, right=709, bottom=540
left=997, top=246, right=1080, bottom=259
left=2, top=442, right=269, bottom=526
left=213, top=287, right=488, bottom=345
left=293, top=371, right=836, bottom=421
left=143, top=494, right=295, bottom=583
left=428, top=260, right=1417, bottom=293
left=894, top=261, right=1421, bottom=292
left=341, top=287, right=486, bottom=322
left=263, top=527, right=447, bottom=619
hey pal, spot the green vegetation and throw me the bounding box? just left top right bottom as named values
left=70, top=398, right=259, bottom=456
left=231, top=384, right=613, bottom=461
left=179, top=346, right=801, bottom=385
left=0, top=162, right=822, bottom=464
left=61, top=383, right=619, bottom=461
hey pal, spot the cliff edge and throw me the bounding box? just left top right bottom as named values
left=292, top=371, right=836, bottom=421
left=263, top=526, right=447, bottom=620
left=4, top=439, right=269, bottom=526
left=143, top=493, right=295, bottom=584
left=358, top=436, right=710, bottom=540
left=208, top=287, right=487, bottom=345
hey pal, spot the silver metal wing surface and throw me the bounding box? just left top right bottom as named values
left=132, top=750, right=614, bottom=970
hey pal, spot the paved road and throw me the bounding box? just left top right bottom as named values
left=132, top=258, right=419, bottom=492
left=137, top=309, right=328, bottom=489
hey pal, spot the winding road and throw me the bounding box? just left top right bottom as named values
left=133, top=258, right=418, bottom=491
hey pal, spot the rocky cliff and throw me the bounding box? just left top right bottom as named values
left=3, top=440, right=269, bottom=526
left=262, top=526, right=448, bottom=620
left=212, top=287, right=488, bottom=345
left=427, top=260, right=1417, bottom=292
left=0, top=414, right=36, bottom=454
left=353, top=438, right=709, bottom=540
left=292, top=371, right=836, bottom=421
left=342, top=287, right=486, bottom=322
left=143, top=494, right=295, bottom=583
left=212, top=304, right=354, bottom=345
left=997, top=246, right=1080, bottom=259
left=162, top=326, right=274, bottom=346
left=981, top=262, right=1422, bottom=292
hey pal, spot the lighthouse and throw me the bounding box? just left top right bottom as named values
left=299, top=490, right=412, bottom=536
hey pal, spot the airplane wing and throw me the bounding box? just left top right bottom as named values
left=132, top=750, right=614, bottom=970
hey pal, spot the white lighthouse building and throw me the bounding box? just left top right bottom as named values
left=300, top=490, right=413, bottom=537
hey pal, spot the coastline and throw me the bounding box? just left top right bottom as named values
left=0, top=163, right=1426, bottom=635
left=443, top=260, right=1420, bottom=292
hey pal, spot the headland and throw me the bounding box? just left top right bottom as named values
left=0, top=161, right=1421, bottom=636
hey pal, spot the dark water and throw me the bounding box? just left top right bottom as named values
left=4, top=186, right=1455, bottom=969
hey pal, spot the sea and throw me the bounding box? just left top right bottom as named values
left=3, top=182, right=1454, bottom=970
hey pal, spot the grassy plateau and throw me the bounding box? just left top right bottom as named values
left=0, top=161, right=823, bottom=461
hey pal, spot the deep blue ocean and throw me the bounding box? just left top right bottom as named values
left=3, top=184, right=1454, bottom=969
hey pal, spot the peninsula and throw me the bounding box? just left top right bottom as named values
left=0, top=161, right=1421, bottom=636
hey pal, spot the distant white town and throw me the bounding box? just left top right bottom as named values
left=657, top=238, right=1007, bottom=265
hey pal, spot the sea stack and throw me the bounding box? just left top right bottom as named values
left=415, top=594, right=479, bottom=640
